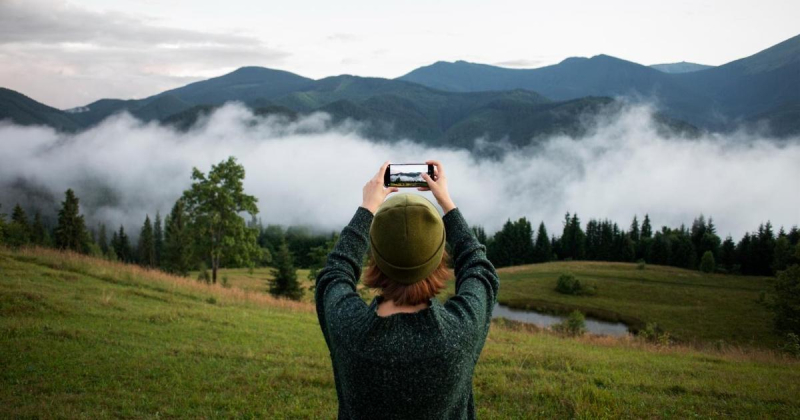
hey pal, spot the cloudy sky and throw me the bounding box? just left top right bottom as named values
left=1, top=0, right=798, bottom=109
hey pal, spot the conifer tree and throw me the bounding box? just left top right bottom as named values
left=54, top=189, right=89, bottom=253
left=641, top=214, right=653, bottom=239
left=629, top=216, right=640, bottom=242
left=533, top=222, right=552, bottom=263
left=97, top=223, right=108, bottom=255
left=773, top=236, right=793, bottom=273
left=114, top=225, right=132, bottom=262
left=137, top=215, right=156, bottom=267
left=270, top=240, right=303, bottom=300
left=31, top=212, right=51, bottom=247
left=0, top=204, right=5, bottom=245
left=700, top=251, right=716, bottom=273
left=154, top=212, right=164, bottom=268
left=6, top=204, right=31, bottom=248
left=163, top=198, right=193, bottom=276
left=719, top=236, right=737, bottom=272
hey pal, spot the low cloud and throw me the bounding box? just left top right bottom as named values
left=492, top=59, right=544, bottom=68
left=0, top=104, right=798, bottom=241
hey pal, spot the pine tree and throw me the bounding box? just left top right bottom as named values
left=54, top=189, right=89, bottom=253
left=270, top=240, right=303, bottom=300
left=0, top=204, right=5, bottom=245
left=97, top=223, right=108, bottom=255
left=773, top=236, right=793, bottom=273
left=154, top=212, right=164, bottom=268
left=641, top=214, right=653, bottom=239
left=6, top=204, right=31, bottom=248
left=533, top=222, right=552, bottom=263
left=137, top=215, right=156, bottom=267
left=719, top=236, right=737, bottom=272
left=471, top=226, right=488, bottom=245
left=163, top=198, right=193, bottom=276
left=307, top=232, right=338, bottom=292
left=31, top=212, right=51, bottom=247
left=629, top=216, right=640, bottom=243
left=114, top=225, right=132, bottom=262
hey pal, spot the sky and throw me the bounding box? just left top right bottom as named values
left=0, top=0, right=798, bottom=109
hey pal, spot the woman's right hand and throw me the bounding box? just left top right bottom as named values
left=419, top=160, right=456, bottom=214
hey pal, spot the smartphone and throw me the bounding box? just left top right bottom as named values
left=384, top=163, right=435, bottom=188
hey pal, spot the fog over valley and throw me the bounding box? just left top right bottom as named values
left=1, top=103, right=797, bottom=240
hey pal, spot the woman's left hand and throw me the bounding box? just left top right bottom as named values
left=361, top=161, right=399, bottom=214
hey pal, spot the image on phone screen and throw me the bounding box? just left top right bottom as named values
left=384, top=163, right=433, bottom=188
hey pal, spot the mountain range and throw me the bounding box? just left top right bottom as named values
left=1, top=33, right=798, bottom=147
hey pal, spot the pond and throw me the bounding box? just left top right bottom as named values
left=492, top=303, right=631, bottom=336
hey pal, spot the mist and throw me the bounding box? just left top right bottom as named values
left=0, top=103, right=798, bottom=240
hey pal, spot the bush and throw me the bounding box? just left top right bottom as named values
left=638, top=322, right=672, bottom=345
left=196, top=262, right=211, bottom=284
left=221, top=275, right=230, bottom=288
left=774, top=265, right=800, bottom=335
left=206, top=297, right=217, bottom=305
left=700, top=251, right=715, bottom=273
left=555, top=273, right=596, bottom=296
left=780, top=333, right=800, bottom=357
left=552, top=310, right=586, bottom=336
left=636, top=259, right=646, bottom=270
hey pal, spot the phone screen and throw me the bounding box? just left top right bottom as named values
left=385, top=163, right=432, bottom=188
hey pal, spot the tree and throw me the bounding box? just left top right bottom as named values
left=182, top=157, right=260, bottom=283
left=307, top=233, right=339, bottom=291
left=700, top=251, right=716, bottom=273
left=629, top=216, right=640, bottom=243
left=97, top=223, right=108, bottom=255
left=719, top=236, right=737, bottom=272
left=163, top=199, right=193, bottom=276
left=6, top=204, right=31, bottom=248
left=113, top=225, right=132, bottom=262
left=471, top=226, right=488, bottom=245
left=154, top=212, right=164, bottom=268
left=54, top=189, right=89, bottom=253
left=774, top=236, right=793, bottom=273
left=270, top=240, right=303, bottom=300
left=533, top=222, right=552, bottom=263
left=0, top=204, right=5, bottom=245
left=774, top=264, right=800, bottom=335
left=641, top=214, right=653, bottom=239
left=137, top=215, right=156, bottom=267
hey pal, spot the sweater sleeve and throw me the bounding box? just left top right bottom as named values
left=442, top=208, right=499, bottom=333
left=315, top=206, right=373, bottom=345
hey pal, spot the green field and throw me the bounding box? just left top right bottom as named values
left=489, top=261, right=778, bottom=347
left=2, top=248, right=799, bottom=418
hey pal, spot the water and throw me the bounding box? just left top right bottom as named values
left=492, top=303, right=630, bottom=336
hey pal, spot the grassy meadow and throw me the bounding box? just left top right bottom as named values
left=2, top=247, right=799, bottom=418
left=489, top=262, right=778, bottom=347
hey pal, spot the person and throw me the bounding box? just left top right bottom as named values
left=315, top=160, right=499, bottom=419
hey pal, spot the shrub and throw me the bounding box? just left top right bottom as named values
left=552, top=310, right=586, bottom=336
left=636, top=259, right=646, bottom=270
left=774, top=265, right=800, bottom=335
left=781, top=333, right=800, bottom=357
left=555, top=273, right=596, bottom=296
left=700, top=251, right=715, bottom=273
left=206, top=297, right=217, bottom=305
left=638, top=322, right=672, bottom=345
left=196, top=262, right=211, bottom=284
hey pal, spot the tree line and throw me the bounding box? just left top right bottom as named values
left=0, top=157, right=330, bottom=301
left=478, top=213, right=799, bottom=276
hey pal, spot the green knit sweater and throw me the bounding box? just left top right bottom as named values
left=315, top=206, right=500, bottom=419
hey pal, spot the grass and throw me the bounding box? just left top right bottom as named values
left=491, top=261, right=779, bottom=347
left=2, top=248, right=799, bottom=418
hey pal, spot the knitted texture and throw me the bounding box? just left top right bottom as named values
left=315, top=206, right=499, bottom=419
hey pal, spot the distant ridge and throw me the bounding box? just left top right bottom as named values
left=650, top=62, right=714, bottom=73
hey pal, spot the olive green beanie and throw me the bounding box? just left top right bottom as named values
left=369, top=194, right=446, bottom=285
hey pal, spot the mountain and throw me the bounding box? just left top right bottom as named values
left=650, top=62, right=714, bottom=73
left=399, top=34, right=800, bottom=133
left=0, top=88, right=82, bottom=132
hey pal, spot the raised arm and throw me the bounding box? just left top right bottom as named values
left=314, top=162, right=398, bottom=344
left=420, top=161, right=499, bottom=329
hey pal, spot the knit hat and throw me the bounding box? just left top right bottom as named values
left=369, top=194, right=446, bottom=285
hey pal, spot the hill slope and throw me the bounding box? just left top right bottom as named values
left=0, top=88, right=82, bottom=131
left=2, top=248, right=799, bottom=418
